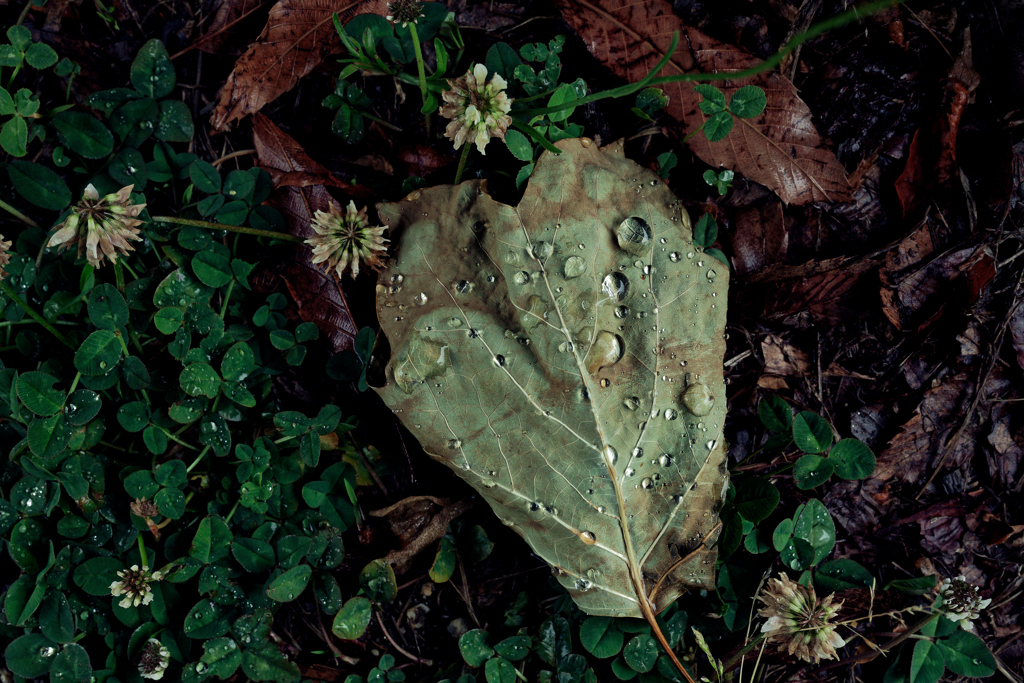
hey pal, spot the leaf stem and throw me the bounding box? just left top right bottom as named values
left=408, top=23, right=433, bottom=137
left=150, top=216, right=304, bottom=243
left=186, top=445, right=212, bottom=473
left=0, top=279, right=75, bottom=348
left=0, top=197, right=41, bottom=228
left=453, top=143, right=471, bottom=184
left=137, top=533, right=149, bottom=568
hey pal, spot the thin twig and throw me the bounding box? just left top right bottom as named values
left=375, top=611, right=432, bottom=665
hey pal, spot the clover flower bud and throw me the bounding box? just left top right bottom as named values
left=936, top=576, right=991, bottom=630
left=110, top=564, right=163, bottom=609
left=138, top=638, right=170, bottom=680
left=305, top=200, right=388, bottom=279
left=47, top=184, right=145, bottom=268
left=440, top=63, right=513, bottom=155
left=758, top=573, right=846, bottom=663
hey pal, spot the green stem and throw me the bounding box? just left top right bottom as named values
left=361, top=111, right=403, bottom=132
left=0, top=279, right=75, bottom=348
left=114, top=262, right=125, bottom=293
left=515, top=0, right=901, bottom=119
left=454, top=143, right=471, bottom=184
left=219, top=279, right=235, bottom=319
left=186, top=445, right=212, bottom=473
left=0, top=197, right=41, bottom=228
left=720, top=634, right=767, bottom=675
left=224, top=498, right=242, bottom=524
left=150, top=216, right=304, bottom=243
left=408, top=23, right=432, bottom=137
left=137, top=533, right=149, bottom=568
left=163, top=428, right=198, bottom=451
left=67, top=372, right=81, bottom=395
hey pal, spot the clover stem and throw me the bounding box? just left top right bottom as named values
left=186, top=445, right=212, bottom=473
left=0, top=279, right=75, bottom=348
left=0, top=197, right=41, bottom=228
left=454, top=143, right=471, bottom=184
left=137, top=533, right=149, bottom=568
left=150, top=216, right=304, bottom=243
left=408, top=23, right=432, bottom=137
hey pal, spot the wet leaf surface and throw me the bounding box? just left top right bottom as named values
left=373, top=139, right=729, bottom=616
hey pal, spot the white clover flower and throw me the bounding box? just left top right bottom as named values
left=385, top=0, right=424, bottom=27
left=0, top=235, right=11, bottom=281
left=439, top=63, right=513, bottom=155
left=47, top=184, right=145, bottom=268
left=138, top=638, right=170, bottom=680
left=110, top=564, right=163, bottom=609
left=758, top=573, right=846, bottom=663
left=936, top=576, right=991, bottom=630
left=305, top=200, right=388, bottom=279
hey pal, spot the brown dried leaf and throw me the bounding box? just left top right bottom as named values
left=368, top=496, right=475, bottom=574
left=875, top=374, right=972, bottom=485
left=894, top=30, right=980, bottom=215
left=194, top=0, right=271, bottom=55
left=252, top=114, right=361, bottom=351
left=210, top=0, right=388, bottom=131
left=729, top=198, right=787, bottom=275
left=880, top=245, right=988, bottom=331
left=553, top=0, right=852, bottom=205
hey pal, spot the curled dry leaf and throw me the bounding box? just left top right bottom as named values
left=368, top=496, right=475, bottom=574
left=373, top=138, right=729, bottom=618
left=553, top=0, right=853, bottom=205
left=252, top=114, right=360, bottom=352
left=210, top=0, right=388, bottom=131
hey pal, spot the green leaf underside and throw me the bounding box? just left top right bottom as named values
left=374, top=139, right=729, bottom=617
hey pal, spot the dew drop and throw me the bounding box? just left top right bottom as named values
left=414, top=292, right=428, bottom=305
left=682, top=383, right=715, bottom=416
left=580, top=531, right=596, bottom=545
left=669, top=252, right=681, bottom=262
left=513, top=271, right=530, bottom=285
left=494, top=355, right=505, bottom=366
left=564, top=255, right=587, bottom=279
left=601, top=272, right=630, bottom=301
left=659, top=454, right=674, bottom=467
left=614, top=305, right=629, bottom=319
left=623, top=396, right=640, bottom=411
left=641, top=477, right=653, bottom=489
left=664, top=409, right=678, bottom=420
left=447, top=438, right=461, bottom=449
left=604, top=445, right=618, bottom=465
left=624, top=467, right=636, bottom=477
left=447, top=316, right=463, bottom=328
left=455, top=280, right=472, bottom=293
left=632, top=447, right=643, bottom=458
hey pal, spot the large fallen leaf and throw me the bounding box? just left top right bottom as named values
left=251, top=114, right=360, bottom=352
left=210, top=0, right=387, bottom=131
left=373, top=138, right=729, bottom=620
left=553, top=0, right=853, bottom=205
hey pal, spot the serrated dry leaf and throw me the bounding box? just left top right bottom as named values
left=252, top=114, right=360, bottom=352
left=373, top=138, right=728, bottom=619
left=554, top=0, right=853, bottom=206
left=210, top=0, right=387, bottom=131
